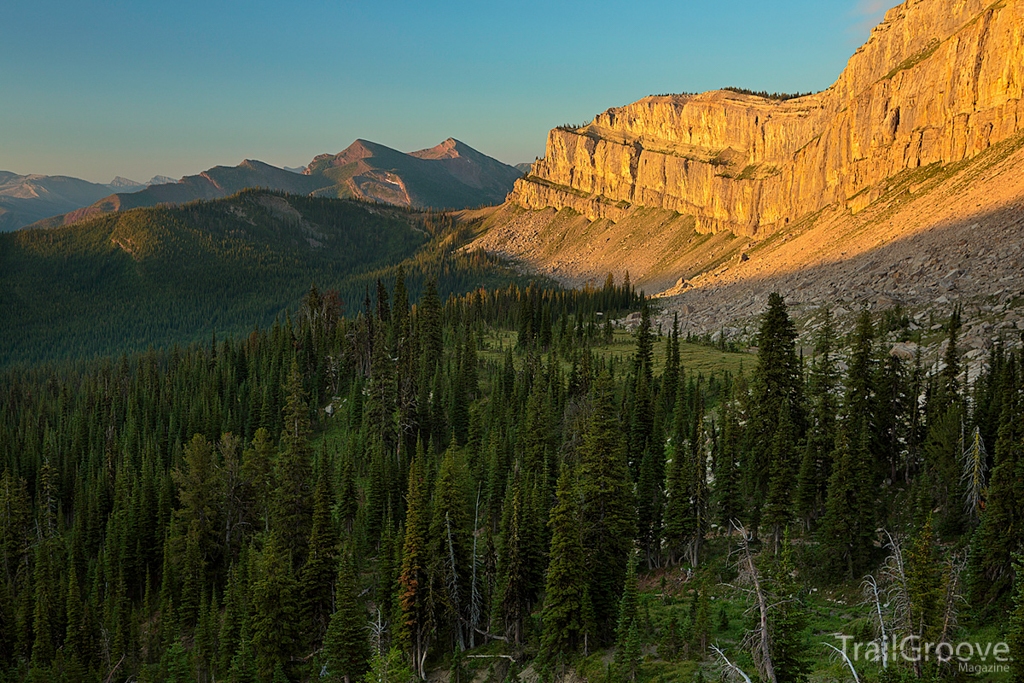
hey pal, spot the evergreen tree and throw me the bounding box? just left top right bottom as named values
left=747, top=293, right=804, bottom=535
left=250, top=533, right=300, bottom=681
left=795, top=309, right=839, bottom=528
left=274, top=360, right=315, bottom=563
left=398, top=449, right=430, bottom=679
left=324, top=549, right=371, bottom=683
left=578, top=371, right=636, bottom=642
left=762, top=399, right=797, bottom=555
left=970, top=352, right=1023, bottom=603
left=1009, top=554, right=1024, bottom=683
left=540, top=464, right=592, bottom=665
left=301, top=464, right=339, bottom=648
left=817, top=424, right=875, bottom=580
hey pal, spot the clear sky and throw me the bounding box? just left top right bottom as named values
left=0, top=0, right=896, bottom=184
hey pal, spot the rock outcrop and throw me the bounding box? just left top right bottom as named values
left=510, top=0, right=1024, bottom=236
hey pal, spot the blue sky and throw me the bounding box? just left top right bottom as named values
left=0, top=0, right=895, bottom=183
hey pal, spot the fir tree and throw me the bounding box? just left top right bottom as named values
left=274, top=360, right=315, bottom=563
left=540, top=464, right=592, bottom=665
left=817, top=424, right=875, bottom=580
left=747, top=293, right=804, bottom=535
left=301, top=463, right=339, bottom=648
left=398, top=449, right=430, bottom=679
left=324, top=549, right=371, bottom=683
left=250, top=533, right=300, bottom=681
left=578, top=371, right=637, bottom=641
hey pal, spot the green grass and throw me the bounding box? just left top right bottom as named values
left=478, top=328, right=751, bottom=378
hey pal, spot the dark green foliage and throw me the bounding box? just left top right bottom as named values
left=578, top=371, right=637, bottom=643
left=2, top=267, right=1022, bottom=683
left=250, top=533, right=300, bottom=680
left=323, top=549, right=371, bottom=683
left=1010, top=554, right=1024, bottom=683
left=0, top=191, right=542, bottom=367
left=540, top=464, right=593, bottom=665
left=817, top=424, right=876, bottom=580
left=747, top=293, right=804, bottom=534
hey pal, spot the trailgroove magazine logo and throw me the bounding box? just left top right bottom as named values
left=834, top=634, right=1011, bottom=673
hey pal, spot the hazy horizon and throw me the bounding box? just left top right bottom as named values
left=0, top=0, right=895, bottom=184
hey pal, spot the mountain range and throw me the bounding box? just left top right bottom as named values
left=17, top=138, right=522, bottom=230
left=0, top=172, right=172, bottom=232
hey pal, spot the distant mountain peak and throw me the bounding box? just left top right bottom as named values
left=109, top=176, right=143, bottom=188
left=410, top=138, right=474, bottom=161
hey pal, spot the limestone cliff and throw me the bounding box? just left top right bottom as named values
left=510, top=0, right=1024, bottom=236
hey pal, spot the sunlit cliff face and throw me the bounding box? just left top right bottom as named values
left=511, top=0, right=1024, bottom=237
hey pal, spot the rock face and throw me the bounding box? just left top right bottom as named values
left=510, top=0, right=1024, bottom=236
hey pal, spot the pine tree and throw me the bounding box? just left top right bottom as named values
left=969, top=352, right=1023, bottom=603
left=274, top=360, right=315, bottom=563
left=747, top=293, right=804, bottom=535
left=250, top=533, right=300, bottom=681
left=540, top=464, right=593, bottom=665
left=398, top=449, right=430, bottom=679
left=495, top=464, right=533, bottom=646
left=765, top=536, right=809, bottom=683
left=817, top=424, right=875, bottom=580
left=795, top=309, right=839, bottom=528
left=428, top=441, right=471, bottom=651
left=1009, top=553, right=1024, bottom=683
left=361, top=646, right=414, bottom=683
left=301, top=464, right=339, bottom=648
left=578, top=371, right=636, bottom=642
left=715, top=394, right=743, bottom=530
left=762, top=399, right=797, bottom=555
left=324, top=549, right=371, bottom=683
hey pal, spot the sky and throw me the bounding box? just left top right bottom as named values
left=0, top=0, right=895, bottom=184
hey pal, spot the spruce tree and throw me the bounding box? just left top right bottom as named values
left=398, top=449, right=430, bottom=679
left=324, top=549, right=370, bottom=683
left=250, top=533, right=300, bottom=681
left=1009, top=554, right=1024, bottom=683
left=747, top=293, right=804, bottom=535
left=540, top=464, right=592, bottom=665
left=817, top=424, right=875, bottom=580
left=762, top=399, right=797, bottom=555
left=301, top=464, right=339, bottom=648
left=274, top=360, right=314, bottom=564
left=578, top=371, right=636, bottom=641
left=795, top=309, right=839, bottom=528
left=969, top=352, right=1023, bottom=604
left=428, top=441, right=471, bottom=651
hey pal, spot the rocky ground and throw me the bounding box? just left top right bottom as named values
left=647, top=133, right=1024, bottom=376
left=473, top=131, right=1024, bottom=380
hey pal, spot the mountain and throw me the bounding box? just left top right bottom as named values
left=108, top=176, right=146, bottom=190
left=0, top=189, right=531, bottom=366
left=475, top=0, right=1024, bottom=340
left=0, top=172, right=117, bottom=232
left=47, top=159, right=326, bottom=227
left=36, top=139, right=522, bottom=229
left=306, top=137, right=523, bottom=208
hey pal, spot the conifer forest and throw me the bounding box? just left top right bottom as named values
left=2, top=275, right=1024, bottom=683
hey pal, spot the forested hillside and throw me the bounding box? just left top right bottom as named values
left=2, top=273, right=1023, bottom=683
left=0, top=190, right=533, bottom=367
